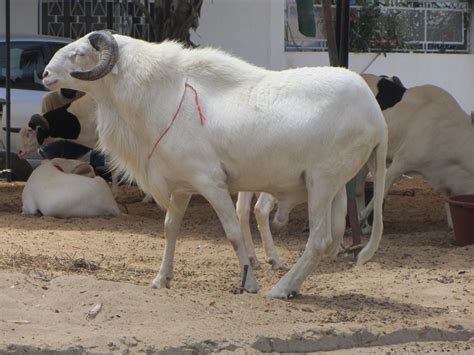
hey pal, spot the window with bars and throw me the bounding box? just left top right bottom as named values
left=285, top=0, right=471, bottom=53
left=39, top=0, right=153, bottom=40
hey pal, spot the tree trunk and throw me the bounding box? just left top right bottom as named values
left=321, top=0, right=339, bottom=66
left=133, top=0, right=203, bottom=46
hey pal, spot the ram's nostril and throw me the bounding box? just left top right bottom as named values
left=42, top=71, right=49, bottom=78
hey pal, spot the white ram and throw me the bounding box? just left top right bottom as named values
left=22, top=158, right=120, bottom=218
left=42, top=31, right=387, bottom=298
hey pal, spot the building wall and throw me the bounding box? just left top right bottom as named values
left=1, top=0, right=472, bottom=113
left=0, top=0, right=38, bottom=35
left=192, top=0, right=474, bottom=113
left=191, top=0, right=272, bottom=68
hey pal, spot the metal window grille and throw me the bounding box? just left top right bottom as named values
left=285, top=0, right=471, bottom=53
left=39, top=0, right=153, bottom=40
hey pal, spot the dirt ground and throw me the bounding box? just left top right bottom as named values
left=0, top=177, right=473, bottom=354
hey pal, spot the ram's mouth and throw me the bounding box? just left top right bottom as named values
left=43, top=78, right=58, bottom=89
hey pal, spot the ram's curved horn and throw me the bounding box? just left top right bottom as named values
left=70, top=31, right=118, bottom=81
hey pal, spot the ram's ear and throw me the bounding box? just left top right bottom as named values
left=36, top=127, right=47, bottom=145
left=72, top=163, right=95, bottom=177
left=391, top=75, right=405, bottom=89
left=111, top=63, right=119, bottom=75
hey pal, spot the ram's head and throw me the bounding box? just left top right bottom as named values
left=43, top=31, right=119, bottom=91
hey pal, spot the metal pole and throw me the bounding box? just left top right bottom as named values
left=5, top=0, right=12, bottom=182
left=336, top=0, right=363, bottom=249
left=335, top=0, right=341, bottom=55
left=338, top=0, right=349, bottom=68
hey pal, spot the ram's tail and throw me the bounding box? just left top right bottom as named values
left=356, top=134, right=387, bottom=265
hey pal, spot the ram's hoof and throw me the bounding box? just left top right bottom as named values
left=151, top=276, right=171, bottom=289
left=266, top=287, right=299, bottom=299
left=249, top=256, right=261, bottom=270
left=267, top=257, right=284, bottom=271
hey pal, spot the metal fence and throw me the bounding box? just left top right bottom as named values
left=285, top=0, right=471, bottom=53
left=39, top=0, right=153, bottom=40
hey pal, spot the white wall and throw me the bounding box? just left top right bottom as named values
left=192, top=0, right=272, bottom=67
left=0, top=0, right=38, bottom=35
left=192, top=0, right=474, bottom=113
left=1, top=0, right=472, bottom=112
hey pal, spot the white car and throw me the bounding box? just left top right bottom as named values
left=0, top=34, right=71, bottom=165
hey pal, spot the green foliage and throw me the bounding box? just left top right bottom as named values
left=350, top=1, right=407, bottom=53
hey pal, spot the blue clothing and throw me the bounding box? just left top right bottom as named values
left=90, top=150, right=105, bottom=168
left=39, top=140, right=106, bottom=170
left=39, top=140, right=90, bottom=160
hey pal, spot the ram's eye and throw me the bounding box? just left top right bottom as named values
left=70, top=50, right=85, bottom=59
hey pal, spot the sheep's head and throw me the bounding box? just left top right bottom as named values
left=17, top=126, right=40, bottom=159
left=18, top=113, right=53, bottom=158
left=43, top=31, right=119, bottom=91
left=361, top=74, right=406, bottom=111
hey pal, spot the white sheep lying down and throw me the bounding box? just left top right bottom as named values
left=42, top=31, right=387, bottom=298
left=17, top=92, right=153, bottom=202
left=22, top=158, right=119, bottom=218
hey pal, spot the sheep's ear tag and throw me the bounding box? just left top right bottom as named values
left=111, top=64, right=118, bottom=75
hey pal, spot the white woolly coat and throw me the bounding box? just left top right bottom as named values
left=45, top=36, right=387, bottom=211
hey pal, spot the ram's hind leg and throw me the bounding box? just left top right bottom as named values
left=254, top=193, right=284, bottom=270
left=267, top=175, right=336, bottom=299
left=152, top=192, right=191, bottom=289
left=325, top=187, right=347, bottom=259
left=236, top=192, right=260, bottom=269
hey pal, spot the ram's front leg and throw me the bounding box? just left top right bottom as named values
left=152, top=192, right=191, bottom=289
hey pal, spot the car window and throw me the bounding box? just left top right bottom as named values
left=0, top=42, right=47, bottom=91
left=47, top=42, right=67, bottom=58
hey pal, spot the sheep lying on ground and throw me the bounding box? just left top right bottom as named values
left=22, top=158, right=120, bottom=218
left=42, top=31, right=387, bottom=298
left=18, top=93, right=154, bottom=202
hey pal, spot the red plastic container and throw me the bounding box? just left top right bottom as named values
left=446, top=194, right=474, bottom=246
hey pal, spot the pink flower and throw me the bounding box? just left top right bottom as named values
left=373, top=38, right=387, bottom=46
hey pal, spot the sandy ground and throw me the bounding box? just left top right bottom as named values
left=0, top=177, right=473, bottom=354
